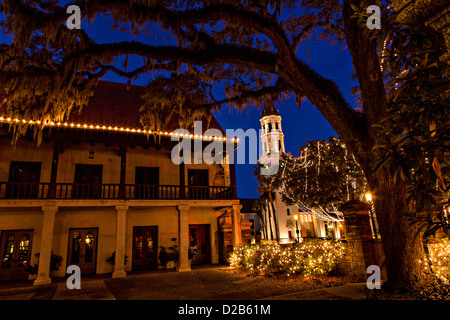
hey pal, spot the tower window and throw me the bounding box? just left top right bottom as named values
left=268, top=123, right=272, bottom=131
left=275, top=122, right=279, bottom=130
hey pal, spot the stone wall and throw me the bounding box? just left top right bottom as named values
left=337, top=200, right=387, bottom=280
left=218, top=212, right=252, bottom=264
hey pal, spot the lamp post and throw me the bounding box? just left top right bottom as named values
left=294, top=214, right=300, bottom=243
left=365, top=192, right=378, bottom=238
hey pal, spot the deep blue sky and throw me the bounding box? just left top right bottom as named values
left=0, top=10, right=358, bottom=199
left=81, top=15, right=358, bottom=199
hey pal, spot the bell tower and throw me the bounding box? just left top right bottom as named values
left=259, top=101, right=285, bottom=165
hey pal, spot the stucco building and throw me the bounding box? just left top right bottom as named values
left=0, top=81, right=245, bottom=285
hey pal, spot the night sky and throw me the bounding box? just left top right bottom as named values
left=1, top=9, right=359, bottom=199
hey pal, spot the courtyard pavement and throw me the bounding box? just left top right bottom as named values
left=0, top=265, right=369, bottom=300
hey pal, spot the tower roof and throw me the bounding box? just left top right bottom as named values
left=260, top=101, right=279, bottom=118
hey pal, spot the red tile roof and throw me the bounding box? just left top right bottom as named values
left=0, top=80, right=225, bottom=135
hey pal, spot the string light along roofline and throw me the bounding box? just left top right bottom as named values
left=0, top=116, right=239, bottom=143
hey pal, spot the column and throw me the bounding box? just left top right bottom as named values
left=112, top=205, right=128, bottom=278
left=119, top=145, right=127, bottom=199
left=179, top=162, right=185, bottom=199
left=231, top=204, right=242, bottom=246
left=229, top=162, right=238, bottom=200
left=177, top=204, right=191, bottom=272
left=48, top=140, right=62, bottom=198
left=34, top=205, right=58, bottom=286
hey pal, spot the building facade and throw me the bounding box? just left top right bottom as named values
left=258, top=103, right=343, bottom=243
left=0, top=81, right=245, bottom=285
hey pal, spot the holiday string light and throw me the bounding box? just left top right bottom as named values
left=229, top=240, right=346, bottom=277
left=418, top=239, right=450, bottom=284
left=277, top=149, right=345, bottom=222
left=0, top=116, right=240, bottom=143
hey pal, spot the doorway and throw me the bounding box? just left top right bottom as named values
left=135, top=167, right=159, bottom=199
left=132, top=226, right=158, bottom=270
left=188, top=169, right=209, bottom=199
left=73, top=164, right=103, bottom=199
left=67, top=228, right=98, bottom=274
left=189, top=224, right=211, bottom=265
left=7, top=162, right=41, bottom=198
left=0, top=230, right=33, bottom=281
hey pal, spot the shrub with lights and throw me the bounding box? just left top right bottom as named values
left=229, top=240, right=346, bottom=277
left=416, top=239, right=450, bottom=299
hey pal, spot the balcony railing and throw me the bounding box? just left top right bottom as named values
left=0, top=182, right=233, bottom=200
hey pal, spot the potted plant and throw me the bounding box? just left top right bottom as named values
left=159, top=245, right=178, bottom=269
left=26, top=252, right=63, bottom=277
left=188, top=245, right=198, bottom=266
left=105, top=251, right=128, bottom=273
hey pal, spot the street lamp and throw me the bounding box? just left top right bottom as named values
left=294, top=214, right=300, bottom=243
left=365, top=192, right=378, bottom=238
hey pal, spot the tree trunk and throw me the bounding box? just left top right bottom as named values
left=263, top=207, right=268, bottom=240
left=268, top=189, right=280, bottom=244
left=372, top=168, right=425, bottom=291
left=266, top=204, right=274, bottom=241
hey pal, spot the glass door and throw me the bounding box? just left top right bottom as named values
left=132, top=226, right=158, bottom=270
left=67, top=228, right=98, bottom=274
left=189, top=225, right=210, bottom=265
left=0, top=230, right=33, bottom=281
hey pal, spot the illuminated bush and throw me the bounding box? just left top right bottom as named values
left=416, top=239, right=450, bottom=299
left=229, top=240, right=346, bottom=277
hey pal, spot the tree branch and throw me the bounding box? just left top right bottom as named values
left=64, top=41, right=278, bottom=75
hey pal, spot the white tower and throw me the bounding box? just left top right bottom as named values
left=259, top=101, right=285, bottom=166
left=258, top=102, right=301, bottom=242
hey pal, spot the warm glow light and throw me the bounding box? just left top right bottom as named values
left=365, top=193, right=372, bottom=202
left=294, top=214, right=298, bottom=220
left=0, top=116, right=238, bottom=142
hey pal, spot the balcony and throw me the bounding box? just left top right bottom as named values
left=0, top=182, right=234, bottom=201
